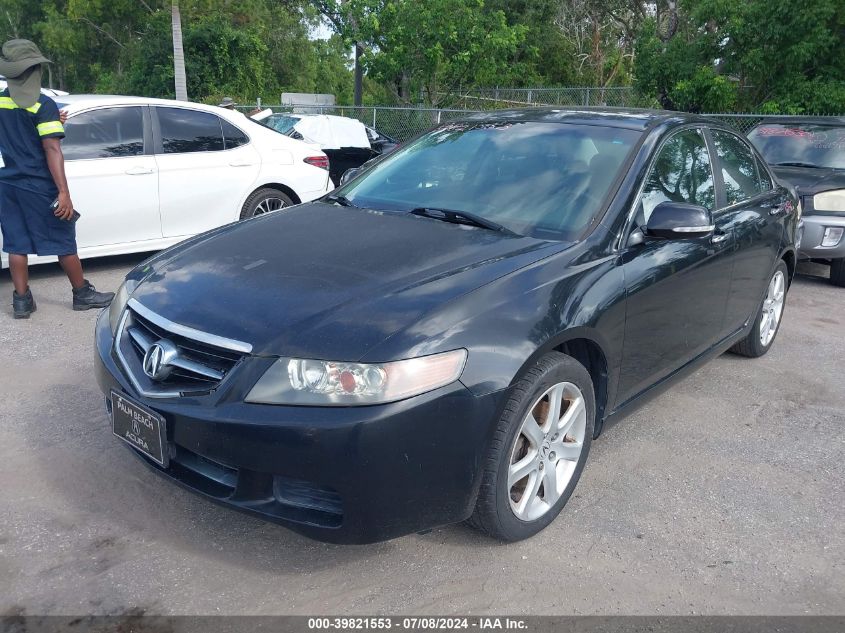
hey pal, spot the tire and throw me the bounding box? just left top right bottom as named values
left=730, top=260, right=788, bottom=358
left=239, top=188, right=294, bottom=220
left=468, top=352, right=595, bottom=541
left=831, top=258, right=845, bottom=288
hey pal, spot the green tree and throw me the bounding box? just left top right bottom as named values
left=634, top=0, right=845, bottom=113
left=347, top=0, right=527, bottom=104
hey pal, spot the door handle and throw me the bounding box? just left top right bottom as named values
left=229, top=161, right=255, bottom=167
left=125, top=167, right=154, bottom=175
left=711, top=232, right=729, bottom=244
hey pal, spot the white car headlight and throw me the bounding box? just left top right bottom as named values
left=246, top=349, right=467, bottom=406
left=108, top=279, right=138, bottom=334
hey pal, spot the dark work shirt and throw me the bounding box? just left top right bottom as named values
left=0, top=89, right=65, bottom=194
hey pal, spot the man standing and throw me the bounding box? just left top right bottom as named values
left=0, top=39, right=113, bottom=318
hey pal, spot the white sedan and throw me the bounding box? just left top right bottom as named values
left=1, top=95, right=333, bottom=267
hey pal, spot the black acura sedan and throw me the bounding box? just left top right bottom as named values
left=96, top=108, right=799, bottom=543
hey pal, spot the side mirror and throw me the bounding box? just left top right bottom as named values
left=340, top=167, right=360, bottom=185
left=646, top=202, right=713, bottom=240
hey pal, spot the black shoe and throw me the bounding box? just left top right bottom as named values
left=72, top=280, right=115, bottom=311
left=13, top=288, right=37, bottom=319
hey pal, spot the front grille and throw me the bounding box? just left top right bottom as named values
left=116, top=302, right=247, bottom=397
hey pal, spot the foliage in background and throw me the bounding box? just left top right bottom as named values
left=347, top=0, right=527, bottom=105
left=634, top=0, right=845, bottom=113
left=0, top=0, right=842, bottom=112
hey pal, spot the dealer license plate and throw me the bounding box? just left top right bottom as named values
left=111, top=391, right=167, bottom=466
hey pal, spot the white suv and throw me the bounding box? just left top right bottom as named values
left=1, top=95, right=333, bottom=267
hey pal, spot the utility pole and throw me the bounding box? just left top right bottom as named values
left=172, top=1, right=188, bottom=101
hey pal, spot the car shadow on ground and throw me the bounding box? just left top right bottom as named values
left=794, top=260, right=832, bottom=286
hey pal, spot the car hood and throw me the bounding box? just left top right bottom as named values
left=131, top=203, right=559, bottom=359
left=771, top=166, right=845, bottom=196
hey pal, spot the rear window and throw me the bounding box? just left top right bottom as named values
left=748, top=123, right=845, bottom=170
left=338, top=121, right=639, bottom=240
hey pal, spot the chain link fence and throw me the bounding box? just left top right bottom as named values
left=241, top=104, right=482, bottom=142
left=448, top=86, right=640, bottom=109
left=241, top=104, right=842, bottom=143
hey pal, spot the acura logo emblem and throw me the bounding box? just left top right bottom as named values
left=142, top=339, right=179, bottom=381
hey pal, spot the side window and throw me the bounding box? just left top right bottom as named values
left=711, top=130, right=763, bottom=205
left=63, top=107, right=144, bottom=160
left=640, top=129, right=715, bottom=223
left=221, top=119, right=249, bottom=149
left=157, top=107, right=224, bottom=153
left=755, top=156, right=773, bottom=192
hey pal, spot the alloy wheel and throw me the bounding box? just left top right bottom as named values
left=508, top=381, right=587, bottom=521
left=254, top=196, right=286, bottom=216
left=760, top=270, right=785, bottom=347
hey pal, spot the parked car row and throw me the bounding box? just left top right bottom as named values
left=96, top=107, right=800, bottom=543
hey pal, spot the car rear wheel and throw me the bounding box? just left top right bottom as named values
left=730, top=261, right=788, bottom=358
left=239, top=188, right=294, bottom=220
left=468, top=352, right=594, bottom=541
left=830, top=257, right=845, bottom=287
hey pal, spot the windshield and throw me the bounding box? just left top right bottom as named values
left=336, top=121, right=639, bottom=240
left=748, top=123, right=845, bottom=170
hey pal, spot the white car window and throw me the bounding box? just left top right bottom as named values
left=157, top=107, right=224, bottom=153
left=63, top=107, right=145, bottom=161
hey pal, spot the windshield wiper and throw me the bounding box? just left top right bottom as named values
left=774, top=161, right=823, bottom=169
left=324, top=194, right=356, bottom=207
left=409, top=207, right=511, bottom=234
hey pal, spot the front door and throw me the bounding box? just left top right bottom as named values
left=617, top=127, right=735, bottom=405
left=63, top=105, right=161, bottom=249
left=708, top=129, right=786, bottom=333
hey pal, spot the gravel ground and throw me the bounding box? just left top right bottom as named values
left=0, top=256, right=843, bottom=616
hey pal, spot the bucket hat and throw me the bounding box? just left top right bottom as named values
left=0, top=39, right=50, bottom=109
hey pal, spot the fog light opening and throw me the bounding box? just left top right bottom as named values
left=821, top=227, right=844, bottom=248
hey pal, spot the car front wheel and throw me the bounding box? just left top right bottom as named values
left=469, top=352, right=594, bottom=541
left=240, top=188, right=294, bottom=220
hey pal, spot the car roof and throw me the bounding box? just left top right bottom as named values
left=748, top=116, right=845, bottom=129
left=54, top=94, right=232, bottom=115
left=457, top=107, right=714, bottom=131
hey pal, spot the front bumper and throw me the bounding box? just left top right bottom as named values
left=95, top=310, right=504, bottom=543
left=798, top=214, right=845, bottom=260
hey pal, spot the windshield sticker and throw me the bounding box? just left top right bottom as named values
left=756, top=127, right=845, bottom=149
left=755, top=127, right=814, bottom=137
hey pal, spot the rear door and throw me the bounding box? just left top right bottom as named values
left=707, top=129, right=785, bottom=332
left=617, top=127, right=735, bottom=404
left=63, top=105, right=161, bottom=248
left=153, top=106, right=261, bottom=238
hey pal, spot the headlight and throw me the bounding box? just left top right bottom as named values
left=246, top=349, right=467, bottom=406
left=813, top=190, right=845, bottom=212
left=108, top=279, right=138, bottom=333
